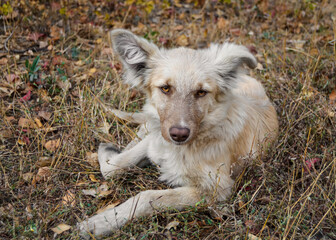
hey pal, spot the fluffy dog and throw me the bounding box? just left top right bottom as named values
left=79, top=29, right=278, bottom=238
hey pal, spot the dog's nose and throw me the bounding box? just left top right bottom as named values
left=169, top=127, right=190, bottom=142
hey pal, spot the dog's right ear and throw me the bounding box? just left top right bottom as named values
left=109, top=29, right=159, bottom=89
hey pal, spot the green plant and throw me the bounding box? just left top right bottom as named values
left=25, top=55, right=41, bottom=83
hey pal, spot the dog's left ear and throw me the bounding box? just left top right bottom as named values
left=109, top=29, right=159, bottom=89
left=210, top=43, right=257, bottom=89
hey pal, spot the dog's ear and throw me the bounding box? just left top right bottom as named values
left=109, top=29, right=159, bottom=89
left=210, top=43, right=257, bottom=89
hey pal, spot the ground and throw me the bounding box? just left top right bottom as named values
left=0, top=0, right=335, bottom=239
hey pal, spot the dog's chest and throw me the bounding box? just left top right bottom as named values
left=147, top=137, right=225, bottom=188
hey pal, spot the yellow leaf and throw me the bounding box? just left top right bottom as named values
left=144, top=1, right=154, bottom=14
left=176, top=34, right=189, bottom=47
left=62, top=190, right=76, bottom=206
left=96, top=200, right=121, bottom=214
left=17, top=139, right=26, bottom=145
left=34, top=118, right=43, bottom=128
left=89, top=68, right=97, bottom=75
left=51, top=223, right=71, bottom=234
left=75, top=60, right=84, bottom=66
left=89, top=174, right=99, bottom=182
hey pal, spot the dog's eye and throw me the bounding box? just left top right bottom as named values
left=160, top=86, right=170, bottom=94
left=196, top=90, right=207, bottom=97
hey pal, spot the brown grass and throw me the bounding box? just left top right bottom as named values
left=0, top=0, right=335, bottom=239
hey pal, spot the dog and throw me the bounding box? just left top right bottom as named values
left=78, top=29, right=278, bottom=238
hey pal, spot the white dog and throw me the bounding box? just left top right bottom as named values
left=79, top=29, right=278, bottom=238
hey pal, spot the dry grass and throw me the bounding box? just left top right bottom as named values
left=0, top=0, right=335, bottom=239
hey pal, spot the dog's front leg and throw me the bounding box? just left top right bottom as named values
left=78, top=187, right=200, bottom=238
left=98, top=136, right=150, bottom=179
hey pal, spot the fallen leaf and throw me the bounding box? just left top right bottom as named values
left=28, top=32, right=44, bottom=42
left=329, top=89, right=336, bottom=101
left=176, top=34, right=189, bottom=46
left=35, top=167, right=52, bottom=182
left=89, top=68, right=97, bottom=75
left=39, top=41, right=48, bottom=48
left=230, top=28, right=241, bottom=36
left=130, top=89, right=138, bottom=100
left=34, top=118, right=43, bottom=128
left=85, top=152, right=99, bottom=167
left=165, top=220, right=180, bottom=230
left=217, top=17, right=229, bottom=30
left=35, top=157, right=53, bottom=167
left=44, top=139, right=61, bottom=152
left=21, top=136, right=30, bottom=145
left=62, top=190, right=76, bottom=207
left=57, top=79, right=72, bottom=91
left=19, top=90, right=32, bottom=102
left=174, top=25, right=184, bottom=31
left=38, top=110, right=52, bottom=121
left=89, top=174, right=99, bottom=182
left=101, top=48, right=112, bottom=56
left=6, top=74, right=18, bottom=83
left=5, top=116, right=15, bottom=122
left=22, top=172, right=34, bottom=182
left=52, top=56, right=67, bottom=66
left=75, top=60, right=85, bottom=66
left=96, top=201, right=121, bottom=214
left=82, top=184, right=112, bottom=198
left=247, top=233, right=262, bottom=240
left=304, top=158, right=321, bottom=171
left=99, top=121, right=111, bottom=134
left=51, top=223, right=71, bottom=234
left=256, top=63, right=264, bottom=70
left=17, top=138, right=26, bottom=145
left=18, top=118, right=34, bottom=128
left=0, top=58, right=8, bottom=65
left=50, top=25, right=64, bottom=41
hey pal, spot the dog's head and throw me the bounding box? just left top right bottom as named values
left=110, top=29, right=257, bottom=145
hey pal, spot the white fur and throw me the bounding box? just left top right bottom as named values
left=78, top=29, right=278, bottom=238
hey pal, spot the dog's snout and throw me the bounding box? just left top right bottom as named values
left=169, top=127, right=190, bottom=143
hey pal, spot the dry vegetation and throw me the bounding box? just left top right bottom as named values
left=0, top=0, right=335, bottom=239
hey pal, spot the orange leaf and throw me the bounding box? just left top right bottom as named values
left=329, top=89, right=336, bottom=101
left=44, top=139, right=61, bottom=152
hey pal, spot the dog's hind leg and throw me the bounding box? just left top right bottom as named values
left=98, top=135, right=151, bottom=179
left=78, top=186, right=201, bottom=238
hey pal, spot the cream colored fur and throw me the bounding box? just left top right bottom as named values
left=78, top=29, right=278, bottom=238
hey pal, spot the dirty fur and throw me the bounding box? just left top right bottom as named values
left=78, top=29, right=278, bottom=238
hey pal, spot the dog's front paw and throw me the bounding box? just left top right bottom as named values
left=77, top=218, right=110, bottom=239
left=98, top=143, right=120, bottom=179
left=78, top=208, right=122, bottom=239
